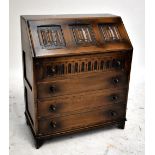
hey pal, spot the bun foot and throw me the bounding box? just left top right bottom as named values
left=35, top=138, right=43, bottom=149
left=25, top=117, right=30, bottom=126
left=117, top=122, right=125, bottom=129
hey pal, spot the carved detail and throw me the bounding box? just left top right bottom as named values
left=99, top=24, right=122, bottom=42
left=71, top=24, right=96, bottom=45
left=45, top=57, right=125, bottom=77
left=37, top=25, right=65, bottom=49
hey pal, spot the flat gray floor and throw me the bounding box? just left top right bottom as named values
left=9, top=74, right=144, bottom=155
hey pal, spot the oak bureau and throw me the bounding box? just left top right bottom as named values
left=20, top=14, right=133, bottom=148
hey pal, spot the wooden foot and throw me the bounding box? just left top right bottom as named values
left=25, top=117, right=29, bottom=126
left=35, top=138, right=43, bottom=149
left=117, top=122, right=125, bottom=129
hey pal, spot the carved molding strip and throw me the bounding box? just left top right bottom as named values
left=45, top=57, right=125, bottom=77
left=37, top=25, right=65, bottom=49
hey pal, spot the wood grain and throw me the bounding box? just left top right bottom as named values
left=21, top=14, right=133, bottom=148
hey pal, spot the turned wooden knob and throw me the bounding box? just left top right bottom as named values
left=113, top=60, right=121, bottom=68
left=47, top=66, right=56, bottom=76
left=113, top=78, right=119, bottom=84
left=51, top=67, right=56, bottom=74
left=112, top=95, right=118, bottom=101
left=50, top=121, right=57, bottom=128
left=49, top=85, right=56, bottom=93
left=116, top=60, right=121, bottom=67
left=49, top=105, right=56, bottom=112
left=110, top=111, right=117, bottom=116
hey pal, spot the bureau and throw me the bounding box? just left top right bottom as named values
left=20, top=14, right=133, bottom=149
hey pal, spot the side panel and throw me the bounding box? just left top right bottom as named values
left=21, top=17, right=37, bottom=132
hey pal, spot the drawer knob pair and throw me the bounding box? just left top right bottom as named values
left=49, top=105, right=56, bottom=112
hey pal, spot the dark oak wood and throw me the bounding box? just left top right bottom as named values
left=37, top=71, right=128, bottom=99
left=21, top=14, right=133, bottom=148
left=38, top=104, right=126, bottom=135
left=37, top=88, right=128, bottom=118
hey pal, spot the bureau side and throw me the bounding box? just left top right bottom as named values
left=20, top=16, right=37, bottom=134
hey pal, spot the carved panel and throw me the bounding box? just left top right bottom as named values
left=99, top=24, right=122, bottom=42
left=45, top=56, right=125, bottom=77
left=37, top=25, right=65, bottom=49
left=70, top=24, right=96, bottom=45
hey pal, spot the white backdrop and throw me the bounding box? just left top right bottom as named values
left=10, top=0, right=145, bottom=87
left=9, top=0, right=145, bottom=154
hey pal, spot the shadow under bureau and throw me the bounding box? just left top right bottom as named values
left=20, top=14, right=133, bottom=148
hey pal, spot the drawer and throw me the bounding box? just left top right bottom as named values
left=37, top=71, right=128, bottom=99
left=38, top=104, right=126, bottom=135
left=35, top=52, right=130, bottom=82
left=38, top=89, right=127, bottom=118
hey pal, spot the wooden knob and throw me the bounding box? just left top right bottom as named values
left=50, top=121, right=57, bottom=128
left=110, top=111, right=117, bottom=116
left=49, top=105, right=56, bottom=112
left=49, top=85, right=56, bottom=93
left=113, top=60, right=121, bottom=68
left=112, top=95, right=118, bottom=101
left=113, top=78, right=119, bottom=84
left=47, top=66, right=56, bottom=76
left=51, top=67, right=56, bottom=74
left=116, top=60, right=121, bottom=67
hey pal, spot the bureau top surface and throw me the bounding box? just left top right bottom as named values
left=21, top=14, right=119, bottom=20
left=21, top=14, right=133, bottom=58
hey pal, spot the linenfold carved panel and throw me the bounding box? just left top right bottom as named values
left=99, top=24, right=122, bottom=42
left=37, top=25, right=65, bottom=49
left=70, top=24, right=96, bottom=45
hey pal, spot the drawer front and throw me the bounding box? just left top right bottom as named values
left=38, top=104, right=126, bottom=135
left=35, top=52, right=131, bottom=82
left=38, top=89, right=127, bottom=118
left=37, top=71, right=128, bottom=99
